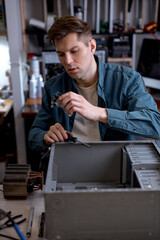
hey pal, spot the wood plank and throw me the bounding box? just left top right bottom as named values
left=155, top=0, right=159, bottom=23
left=43, top=0, right=47, bottom=30
left=57, top=0, right=62, bottom=17
left=21, top=98, right=42, bottom=117
left=0, top=186, right=45, bottom=239
left=0, top=99, right=13, bottom=116
left=108, top=57, right=132, bottom=67
left=25, top=98, right=42, bottom=105
left=125, top=0, right=128, bottom=32
left=19, top=0, right=27, bottom=51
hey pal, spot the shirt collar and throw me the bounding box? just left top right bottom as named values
left=94, top=55, right=105, bottom=91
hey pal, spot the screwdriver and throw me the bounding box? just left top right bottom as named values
left=66, top=132, right=91, bottom=148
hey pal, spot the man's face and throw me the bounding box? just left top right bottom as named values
left=55, top=33, right=96, bottom=84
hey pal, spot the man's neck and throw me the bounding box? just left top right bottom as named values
left=76, top=57, right=98, bottom=88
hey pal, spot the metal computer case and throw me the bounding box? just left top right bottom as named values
left=44, top=141, right=160, bottom=240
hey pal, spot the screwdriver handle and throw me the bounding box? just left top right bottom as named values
left=65, top=132, right=77, bottom=142
left=66, top=132, right=91, bottom=148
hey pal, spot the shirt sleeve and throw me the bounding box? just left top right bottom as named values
left=28, top=85, right=54, bottom=151
left=107, top=73, right=160, bottom=139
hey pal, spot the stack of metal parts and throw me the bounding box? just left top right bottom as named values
left=124, top=142, right=160, bottom=189
left=3, top=164, right=31, bottom=198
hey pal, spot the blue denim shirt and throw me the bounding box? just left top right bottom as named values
left=28, top=57, right=160, bottom=150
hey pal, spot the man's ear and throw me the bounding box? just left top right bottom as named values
left=90, top=39, right=96, bottom=54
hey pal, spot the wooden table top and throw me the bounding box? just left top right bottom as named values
left=0, top=98, right=13, bottom=116
left=21, top=98, right=42, bottom=118
left=0, top=186, right=45, bottom=240
left=0, top=98, right=13, bottom=125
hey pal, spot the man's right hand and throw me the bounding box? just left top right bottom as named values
left=44, top=123, right=68, bottom=145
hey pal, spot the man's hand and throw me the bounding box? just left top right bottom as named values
left=59, top=91, right=108, bottom=123
left=44, top=123, right=68, bottom=145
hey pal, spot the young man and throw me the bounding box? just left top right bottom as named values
left=29, top=15, right=160, bottom=151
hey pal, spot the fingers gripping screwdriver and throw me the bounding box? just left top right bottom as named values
left=65, top=132, right=91, bottom=148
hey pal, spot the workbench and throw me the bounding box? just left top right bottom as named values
left=0, top=98, right=13, bottom=125
left=21, top=98, right=42, bottom=118
left=0, top=187, right=45, bottom=240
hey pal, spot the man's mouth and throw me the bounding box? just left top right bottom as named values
left=68, top=67, right=78, bottom=73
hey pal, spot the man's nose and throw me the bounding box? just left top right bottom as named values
left=64, top=54, right=73, bottom=65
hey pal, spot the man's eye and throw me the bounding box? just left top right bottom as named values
left=71, top=49, right=78, bottom=54
left=58, top=53, right=64, bottom=57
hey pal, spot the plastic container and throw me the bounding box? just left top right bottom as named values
left=37, top=74, right=44, bottom=98
left=29, top=74, right=38, bottom=99
left=30, top=56, right=40, bottom=77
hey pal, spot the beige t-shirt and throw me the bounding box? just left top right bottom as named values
left=72, top=81, right=101, bottom=142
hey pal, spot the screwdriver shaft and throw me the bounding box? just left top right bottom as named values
left=77, top=140, right=91, bottom=148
